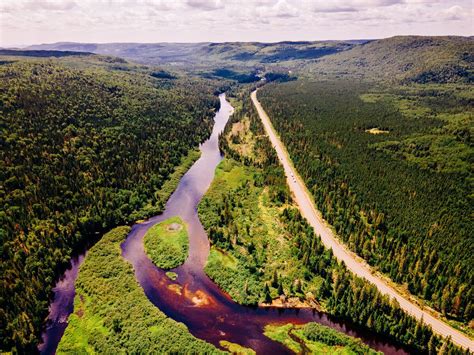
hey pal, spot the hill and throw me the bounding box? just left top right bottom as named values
left=0, top=49, right=95, bottom=58
left=27, top=40, right=362, bottom=66
left=27, top=37, right=473, bottom=84
left=305, top=36, right=474, bottom=83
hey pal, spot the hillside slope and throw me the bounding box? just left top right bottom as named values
left=27, top=41, right=361, bottom=66
left=28, top=36, right=473, bottom=83
left=306, top=36, right=474, bottom=83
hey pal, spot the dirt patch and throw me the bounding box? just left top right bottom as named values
left=182, top=286, right=215, bottom=307
left=167, top=222, right=182, bottom=232
left=231, top=121, right=245, bottom=136
left=75, top=294, right=85, bottom=318
left=259, top=296, right=321, bottom=310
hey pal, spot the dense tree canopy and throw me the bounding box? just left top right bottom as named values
left=258, top=80, right=473, bottom=325
left=201, top=88, right=466, bottom=353
left=0, top=57, right=219, bottom=351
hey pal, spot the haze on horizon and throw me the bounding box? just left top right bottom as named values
left=1, top=0, right=473, bottom=47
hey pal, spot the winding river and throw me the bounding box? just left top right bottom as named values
left=40, top=94, right=409, bottom=354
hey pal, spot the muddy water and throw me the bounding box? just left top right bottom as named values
left=40, top=94, right=409, bottom=354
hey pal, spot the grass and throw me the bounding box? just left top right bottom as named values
left=208, top=247, right=238, bottom=270
left=264, top=323, right=381, bottom=355
left=199, top=102, right=313, bottom=306
left=144, top=216, right=189, bottom=270
left=264, top=324, right=301, bottom=353
left=166, top=271, right=178, bottom=280
left=200, top=157, right=310, bottom=305
left=59, top=294, right=109, bottom=353
left=57, top=226, right=221, bottom=353
left=219, top=340, right=256, bottom=354
left=215, top=158, right=251, bottom=189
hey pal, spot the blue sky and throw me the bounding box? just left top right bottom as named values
left=1, top=0, right=472, bottom=46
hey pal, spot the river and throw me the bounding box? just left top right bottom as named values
left=40, top=93, right=408, bottom=354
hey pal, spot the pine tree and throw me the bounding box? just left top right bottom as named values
left=272, top=270, right=278, bottom=288
left=278, top=280, right=284, bottom=296
left=264, top=283, right=272, bottom=304
left=427, top=334, right=437, bottom=355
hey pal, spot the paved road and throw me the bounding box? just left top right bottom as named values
left=251, top=89, right=474, bottom=351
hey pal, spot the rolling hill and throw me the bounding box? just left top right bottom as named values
left=27, top=40, right=363, bottom=66
left=305, top=36, right=474, bottom=83
left=27, top=36, right=473, bottom=84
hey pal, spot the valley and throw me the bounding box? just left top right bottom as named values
left=1, top=34, right=473, bottom=354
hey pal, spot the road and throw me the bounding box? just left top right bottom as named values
left=251, top=89, right=474, bottom=351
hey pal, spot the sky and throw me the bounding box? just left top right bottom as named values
left=0, top=0, right=473, bottom=47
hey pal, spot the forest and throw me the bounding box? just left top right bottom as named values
left=57, top=226, right=220, bottom=353
left=1, top=36, right=472, bottom=353
left=0, top=55, right=220, bottom=352
left=257, top=81, right=473, bottom=329
left=198, top=88, right=466, bottom=353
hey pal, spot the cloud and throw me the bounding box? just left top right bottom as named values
left=0, top=0, right=472, bottom=46
left=271, top=0, right=299, bottom=18
left=23, top=0, right=77, bottom=11
left=185, top=0, right=224, bottom=11
left=441, top=5, right=465, bottom=20
left=310, top=0, right=406, bottom=13
left=312, top=5, right=358, bottom=13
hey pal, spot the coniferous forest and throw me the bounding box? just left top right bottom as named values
left=258, top=81, right=473, bottom=325
left=0, top=56, right=219, bottom=351
left=199, top=90, right=465, bottom=354
left=0, top=34, right=473, bottom=354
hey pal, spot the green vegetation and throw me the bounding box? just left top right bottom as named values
left=166, top=271, right=178, bottom=281
left=219, top=340, right=255, bottom=354
left=28, top=41, right=356, bottom=67
left=0, top=55, right=219, bottom=352
left=306, top=36, right=473, bottom=83
left=210, top=68, right=259, bottom=83
left=264, top=323, right=381, bottom=354
left=144, top=216, right=189, bottom=269
left=2, top=35, right=472, bottom=352
left=155, top=149, right=201, bottom=204
left=264, top=324, right=301, bottom=353
left=199, top=105, right=310, bottom=306
left=258, top=80, right=473, bottom=328
left=57, top=226, right=221, bottom=353
left=199, top=89, right=466, bottom=353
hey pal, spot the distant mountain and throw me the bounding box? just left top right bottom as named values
left=0, top=49, right=95, bottom=58
left=26, top=37, right=473, bottom=83
left=306, top=36, right=474, bottom=83
left=27, top=40, right=364, bottom=66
